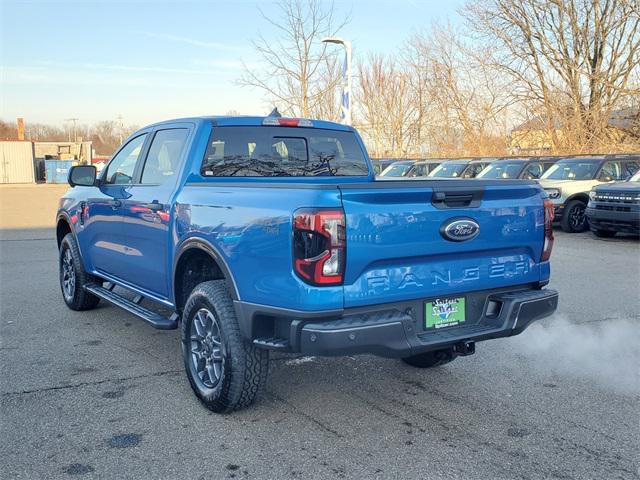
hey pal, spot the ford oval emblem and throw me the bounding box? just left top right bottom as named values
left=440, top=218, right=480, bottom=242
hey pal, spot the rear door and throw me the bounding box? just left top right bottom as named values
left=339, top=180, right=545, bottom=308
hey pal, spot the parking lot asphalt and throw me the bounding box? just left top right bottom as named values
left=1, top=191, right=639, bottom=479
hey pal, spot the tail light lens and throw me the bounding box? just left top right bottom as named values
left=541, top=199, right=554, bottom=261
left=293, top=208, right=345, bottom=285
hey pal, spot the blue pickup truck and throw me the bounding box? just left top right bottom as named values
left=57, top=115, right=558, bottom=412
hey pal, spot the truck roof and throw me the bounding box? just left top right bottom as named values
left=145, top=116, right=353, bottom=132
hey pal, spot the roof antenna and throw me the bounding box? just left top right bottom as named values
left=268, top=107, right=282, bottom=118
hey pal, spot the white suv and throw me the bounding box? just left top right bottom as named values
left=538, top=156, right=640, bottom=232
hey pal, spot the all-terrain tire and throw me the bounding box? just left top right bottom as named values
left=560, top=199, right=589, bottom=233
left=181, top=280, right=269, bottom=413
left=401, top=349, right=457, bottom=368
left=59, top=233, right=101, bottom=311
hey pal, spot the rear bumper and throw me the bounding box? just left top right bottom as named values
left=586, top=207, right=640, bottom=233
left=236, top=287, right=558, bottom=358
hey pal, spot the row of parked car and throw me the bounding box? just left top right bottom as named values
left=373, top=155, right=640, bottom=237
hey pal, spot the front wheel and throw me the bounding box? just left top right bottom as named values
left=401, top=349, right=457, bottom=368
left=181, top=280, right=269, bottom=413
left=560, top=200, right=589, bottom=233
left=59, top=233, right=100, bottom=311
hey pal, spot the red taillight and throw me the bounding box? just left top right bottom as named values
left=541, top=199, right=554, bottom=261
left=293, top=209, right=345, bottom=285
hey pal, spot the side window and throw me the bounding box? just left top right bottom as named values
left=623, top=161, right=639, bottom=179
left=523, top=163, right=543, bottom=179
left=409, top=164, right=424, bottom=177
left=542, top=162, right=555, bottom=173
left=141, top=129, right=189, bottom=185
left=598, top=161, right=621, bottom=181
left=104, top=134, right=147, bottom=185
left=464, top=164, right=482, bottom=178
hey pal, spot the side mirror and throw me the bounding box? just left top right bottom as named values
left=68, top=165, right=97, bottom=187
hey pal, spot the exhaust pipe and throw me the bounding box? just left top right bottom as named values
left=453, top=340, right=475, bottom=356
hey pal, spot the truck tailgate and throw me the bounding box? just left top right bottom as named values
left=339, top=180, right=546, bottom=308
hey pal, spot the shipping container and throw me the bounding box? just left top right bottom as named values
left=45, top=159, right=75, bottom=184
left=0, top=141, right=36, bottom=184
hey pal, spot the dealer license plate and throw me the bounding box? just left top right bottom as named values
left=425, top=297, right=466, bottom=329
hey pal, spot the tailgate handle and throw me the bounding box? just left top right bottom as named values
left=431, top=190, right=482, bottom=209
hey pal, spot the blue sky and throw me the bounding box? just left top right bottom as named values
left=1, top=0, right=463, bottom=126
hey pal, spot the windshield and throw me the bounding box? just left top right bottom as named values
left=428, top=162, right=468, bottom=178
left=477, top=162, right=524, bottom=179
left=380, top=163, right=412, bottom=177
left=540, top=160, right=601, bottom=180
left=630, top=169, right=640, bottom=182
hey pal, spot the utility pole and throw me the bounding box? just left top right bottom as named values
left=116, top=114, right=124, bottom=144
left=64, top=118, right=79, bottom=142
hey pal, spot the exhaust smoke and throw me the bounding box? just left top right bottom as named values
left=511, top=315, right=640, bottom=394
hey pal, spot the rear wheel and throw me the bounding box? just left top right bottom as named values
left=181, top=280, right=269, bottom=413
left=560, top=200, right=588, bottom=233
left=401, top=349, right=457, bottom=368
left=59, top=233, right=100, bottom=311
left=592, top=228, right=616, bottom=238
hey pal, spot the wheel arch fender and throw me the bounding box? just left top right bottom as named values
left=172, top=237, right=240, bottom=310
left=56, top=211, right=75, bottom=248
left=564, top=192, right=590, bottom=206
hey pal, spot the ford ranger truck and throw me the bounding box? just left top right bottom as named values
left=56, top=116, right=558, bottom=413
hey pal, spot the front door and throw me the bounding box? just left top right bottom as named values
left=78, top=133, right=149, bottom=278
left=119, top=127, right=190, bottom=298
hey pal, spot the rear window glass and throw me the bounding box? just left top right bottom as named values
left=201, top=126, right=369, bottom=177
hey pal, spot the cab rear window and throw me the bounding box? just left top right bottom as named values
left=201, top=126, right=369, bottom=177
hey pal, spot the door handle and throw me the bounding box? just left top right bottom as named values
left=143, top=201, right=164, bottom=212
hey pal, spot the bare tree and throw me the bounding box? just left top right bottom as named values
left=238, top=0, right=347, bottom=120
left=443, top=25, right=512, bottom=155
left=357, top=54, right=420, bottom=157
left=464, top=0, right=640, bottom=152
left=87, top=121, right=138, bottom=155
